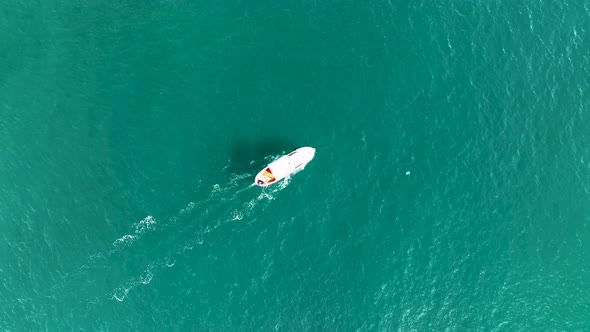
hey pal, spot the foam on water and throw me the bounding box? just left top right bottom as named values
left=106, top=170, right=296, bottom=302
left=112, top=215, right=156, bottom=247
left=112, top=234, right=136, bottom=247
left=4, top=0, right=588, bottom=328
left=105, top=171, right=253, bottom=253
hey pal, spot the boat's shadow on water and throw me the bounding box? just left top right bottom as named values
left=227, top=137, right=297, bottom=174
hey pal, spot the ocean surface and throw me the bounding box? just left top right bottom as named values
left=1, top=0, right=590, bottom=330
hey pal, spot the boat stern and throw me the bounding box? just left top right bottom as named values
left=254, top=167, right=276, bottom=187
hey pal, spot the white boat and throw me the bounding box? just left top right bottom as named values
left=254, top=147, right=316, bottom=187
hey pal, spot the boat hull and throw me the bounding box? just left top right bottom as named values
left=254, top=147, right=315, bottom=187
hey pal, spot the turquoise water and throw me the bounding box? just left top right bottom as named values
left=2, top=0, right=590, bottom=330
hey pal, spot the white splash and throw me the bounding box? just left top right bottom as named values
left=113, top=234, right=136, bottom=247
left=179, top=202, right=196, bottom=215
left=112, top=215, right=156, bottom=247
left=230, top=210, right=244, bottom=221
left=134, top=215, right=156, bottom=234
left=112, top=286, right=131, bottom=302
left=111, top=267, right=155, bottom=302
left=140, top=270, right=153, bottom=285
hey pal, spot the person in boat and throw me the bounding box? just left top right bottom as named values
left=257, top=179, right=264, bottom=185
